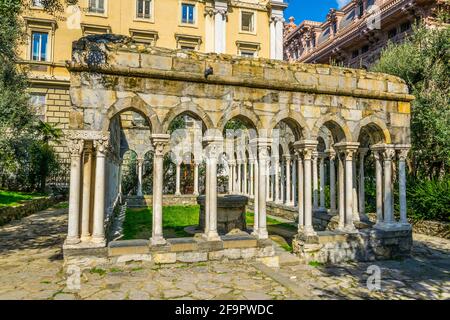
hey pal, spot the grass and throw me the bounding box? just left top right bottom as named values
left=0, top=190, right=46, bottom=208
left=53, top=202, right=69, bottom=209
left=308, top=260, right=324, bottom=267
left=122, top=205, right=200, bottom=240
left=122, top=205, right=298, bottom=241
left=246, top=212, right=297, bottom=231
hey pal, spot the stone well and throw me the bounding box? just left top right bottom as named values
left=197, top=195, right=248, bottom=234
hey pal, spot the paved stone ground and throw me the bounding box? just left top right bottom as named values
left=0, top=206, right=448, bottom=300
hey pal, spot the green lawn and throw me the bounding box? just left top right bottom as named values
left=122, top=205, right=200, bottom=240
left=0, top=190, right=45, bottom=208
left=123, top=205, right=297, bottom=241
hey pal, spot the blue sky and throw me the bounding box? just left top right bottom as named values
left=284, top=0, right=352, bottom=23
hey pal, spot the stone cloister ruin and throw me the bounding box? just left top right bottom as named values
left=63, top=36, right=414, bottom=267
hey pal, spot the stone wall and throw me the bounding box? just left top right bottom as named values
left=0, top=196, right=63, bottom=226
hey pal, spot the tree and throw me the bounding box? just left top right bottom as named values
left=371, top=22, right=450, bottom=180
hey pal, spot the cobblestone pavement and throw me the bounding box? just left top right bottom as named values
left=0, top=207, right=448, bottom=300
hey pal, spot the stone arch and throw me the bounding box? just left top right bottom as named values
left=104, top=95, right=162, bottom=133
left=311, top=114, right=352, bottom=143
left=353, top=115, right=392, bottom=145
left=216, top=105, right=261, bottom=133
left=269, top=110, right=309, bottom=140
left=161, top=103, right=214, bottom=133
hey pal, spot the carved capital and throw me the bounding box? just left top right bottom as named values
left=397, top=149, right=410, bottom=162
left=67, top=139, right=84, bottom=157
left=382, top=148, right=396, bottom=161
left=94, top=137, right=110, bottom=155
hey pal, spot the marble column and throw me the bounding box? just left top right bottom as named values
left=252, top=158, right=259, bottom=235
left=66, top=139, right=84, bottom=245
left=228, top=161, right=235, bottom=194
left=237, top=160, right=242, bottom=194
left=328, top=150, right=337, bottom=214
left=301, top=143, right=317, bottom=236
left=137, top=158, right=144, bottom=197
left=257, top=139, right=271, bottom=239
left=312, top=152, right=319, bottom=210
left=285, top=155, right=293, bottom=206
left=243, top=160, right=248, bottom=195
left=151, top=134, right=169, bottom=245
left=397, top=146, right=410, bottom=225
left=203, top=136, right=222, bottom=241
left=382, top=146, right=396, bottom=225
left=193, top=161, right=200, bottom=196
left=371, top=147, right=384, bottom=225
left=249, top=159, right=255, bottom=197
left=292, top=158, right=297, bottom=206
left=352, top=155, right=360, bottom=221
left=358, top=148, right=369, bottom=218
left=175, top=161, right=181, bottom=196
left=337, top=151, right=345, bottom=229
left=296, top=151, right=304, bottom=231
left=92, top=138, right=109, bottom=245
left=266, top=163, right=270, bottom=202
left=81, top=145, right=93, bottom=241
left=319, top=154, right=326, bottom=211
left=274, top=157, right=281, bottom=203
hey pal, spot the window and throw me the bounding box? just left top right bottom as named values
left=352, top=49, right=359, bottom=58
left=401, top=21, right=411, bottom=32
left=236, top=41, right=260, bottom=58
left=31, top=32, right=48, bottom=61
left=136, top=0, right=152, bottom=19
left=175, top=34, right=202, bottom=50
left=388, top=27, right=397, bottom=39
left=357, top=1, right=364, bottom=18
left=30, top=94, right=46, bottom=121
left=89, top=0, right=105, bottom=14
left=361, top=45, right=369, bottom=54
left=32, top=0, right=44, bottom=7
left=240, top=51, right=255, bottom=57
left=181, top=3, right=195, bottom=24
left=241, top=12, right=255, bottom=32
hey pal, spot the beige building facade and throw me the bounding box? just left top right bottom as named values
left=20, top=0, right=287, bottom=162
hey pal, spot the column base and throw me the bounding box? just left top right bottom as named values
left=193, top=192, right=199, bottom=196
left=285, top=202, right=295, bottom=207
left=202, top=231, right=221, bottom=242
left=91, top=236, right=107, bottom=247
left=257, top=228, right=269, bottom=240
left=302, top=226, right=316, bottom=237
left=374, top=222, right=412, bottom=231
left=338, top=224, right=358, bottom=233
left=64, top=237, right=80, bottom=246
left=175, top=192, right=181, bottom=196
left=150, top=236, right=167, bottom=246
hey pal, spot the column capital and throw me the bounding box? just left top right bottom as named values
left=93, top=137, right=110, bottom=155
left=152, top=134, right=170, bottom=157
left=358, top=147, right=370, bottom=156
left=334, top=142, right=360, bottom=151
left=294, top=139, right=318, bottom=151
left=326, top=149, right=336, bottom=160
left=371, top=143, right=396, bottom=161
left=395, top=144, right=411, bottom=161
left=283, top=154, right=292, bottom=162
left=67, top=139, right=84, bottom=157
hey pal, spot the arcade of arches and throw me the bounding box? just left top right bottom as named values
left=63, top=37, right=414, bottom=264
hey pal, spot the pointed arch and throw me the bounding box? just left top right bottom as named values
left=161, top=102, right=214, bottom=133
left=353, top=115, right=392, bottom=144
left=269, top=109, right=310, bottom=140
left=311, top=114, right=352, bottom=143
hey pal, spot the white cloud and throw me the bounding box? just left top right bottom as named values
left=336, top=0, right=351, bottom=8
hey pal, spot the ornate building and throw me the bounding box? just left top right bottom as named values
left=20, top=0, right=287, bottom=163
left=283, top=0, right=445, bottom=69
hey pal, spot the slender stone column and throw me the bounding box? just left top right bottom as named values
left=243, top=160, right=248, bottom=195
left=285, top=155, right=293, bottom=206
left=151, top=134, right=169, bottom=245
left=175, top=161, right=181, bottom=196
left=237, top=160, right=242, bottom=194
left=292, top=158, right=297, bottom=206
left=81, top=145, right=93, bottom=241
left=328, top=150, right=337, bottom=214
left=193, top=161, right=200, bottom=196
left=352, top=156, right=360, bottom=221
left=137, top=158, right=144, bottom=197
left=358, top=148, right=369, bottom=218
left=118, top=162, right=123, bottom=203
left=312, top=152, right=319, bottom=210
left=294, top=140, right=318, bottom=236
left=252, top=158, right=259, bottom=235
left=249, top=159, right=254, bottom=197
left=66, top=139, right=84, bottom=245
left=382, top=146, right=396, bottom=225
left=335, top=142, right=359, bottom=232
left=280, top=161, right=285, bottom=203
left=92, top=137, right=109, bottom=245
left=257, top=139, right=271, bottom=239
left=337, top=151, right=345, bottom=229
left=266, top=163, right=270, bottom=202
left=319, top=154, right=326, bottom=211
left=203, top=135, right=222, bottom=241
left=228, top=160, right=235, bottom=194
left=371, top=147, right=384, bottom=225
left=397, top=146, right=410, bottom=225
left=295, top=150, right=304, bottom=231
left=274, top=157, right=281, bottom=203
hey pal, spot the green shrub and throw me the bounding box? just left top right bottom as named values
left=407, top=177, right=450, bottom=222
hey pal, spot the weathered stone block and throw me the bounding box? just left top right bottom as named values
left=176, top=252, right=208, bottom=263
left=140, top=55, right=173, bottom=70
left=153, top=252, right=177, bottom=264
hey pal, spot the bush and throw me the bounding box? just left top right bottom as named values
left=407, top=177, right=450, bottom=222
